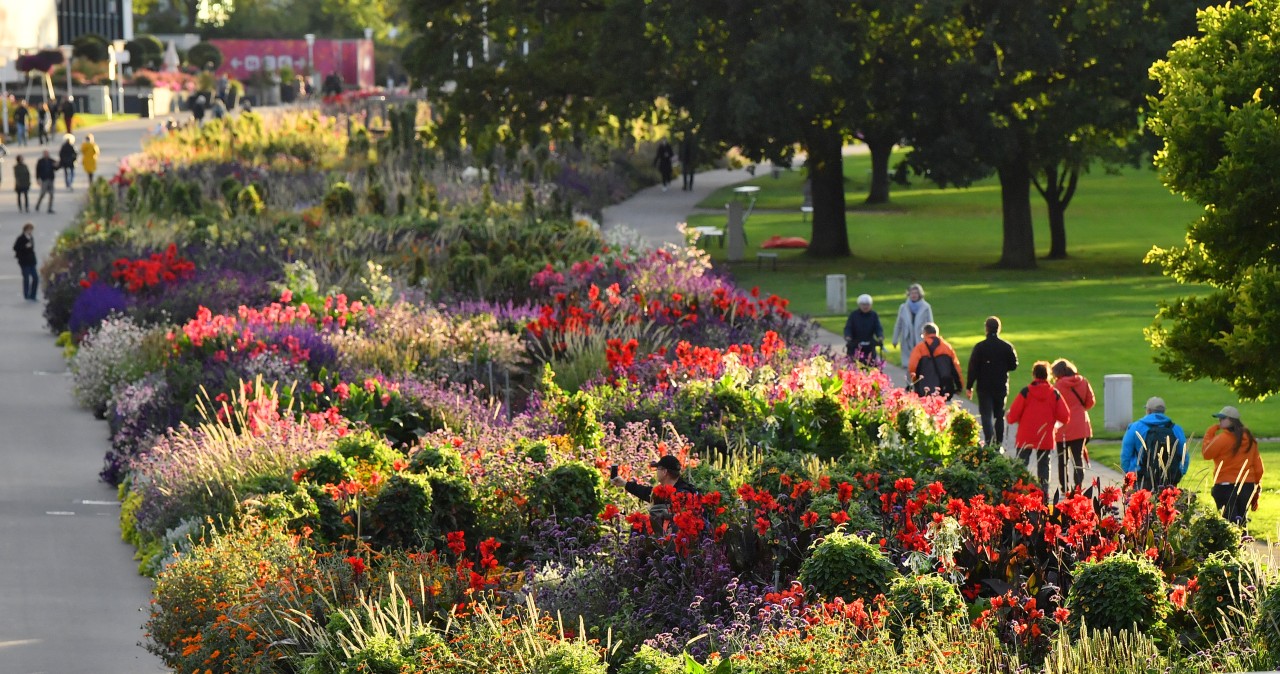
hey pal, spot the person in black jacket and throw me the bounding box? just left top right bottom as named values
left=654, top=140, right=675, bottom=191
left=13, top=223, right=37, bottom=300
left=58, top=135, right=78, bottom=190
left=679, top=133, right=697, bottom=191
left=843, top=293, right=884, bottom=365
left=611, top=455, right=699, bottom=532
left=966, top=316, right=1019, bottom=446
left=34, top=150, right=57, bottom=214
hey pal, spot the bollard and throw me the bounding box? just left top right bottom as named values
left=826, top=274, right=847, bottom=314
left=726, top=201, right=746, bottom=262
left=1104, top=374, right=1133, bottom=432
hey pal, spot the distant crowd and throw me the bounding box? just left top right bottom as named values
left=843, top=283, right=1263, bottom=526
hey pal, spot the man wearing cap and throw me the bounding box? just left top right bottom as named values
left=843, top=294, right=884, bottom=364
left=1121, top=396, right=1189, bottom=490
left=611, top=455, right=699, bottom=504
left=966, top=316, right=1019, bottom=446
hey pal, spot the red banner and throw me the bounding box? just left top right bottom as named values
left=208, top=39, right=374, bottom=89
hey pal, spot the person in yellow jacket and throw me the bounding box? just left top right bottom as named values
left=81, top=133, right=99, bottom=185
left=1202, top=405, right=1264, bottom=526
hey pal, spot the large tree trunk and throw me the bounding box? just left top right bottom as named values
left=1034, top=162, right=1079, bottom=260
left=865, top=135, right=895, bottom=205
left=805, top=126, right=851, bottom=258
left=996, top=157, right=1037, bottom=269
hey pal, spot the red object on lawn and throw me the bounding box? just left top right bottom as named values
left=761, top=236, right=809, bottom=249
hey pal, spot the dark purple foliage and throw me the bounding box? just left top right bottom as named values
left=68, top=283, right=131, bottom=334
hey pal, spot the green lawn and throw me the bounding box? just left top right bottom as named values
left=1090, top=441, right=1280, bottom=541
left=691, top=150, right=1275, bottom=436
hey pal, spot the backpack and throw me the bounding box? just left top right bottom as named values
left=915, top=340, right=959, bottom=396
left=1138, top=420, right=1183, bottom=488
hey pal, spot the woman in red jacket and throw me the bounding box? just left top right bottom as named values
left=1006, top=361, right=1070, bottom=494
left=1052, top=358, right=1095, bottom=494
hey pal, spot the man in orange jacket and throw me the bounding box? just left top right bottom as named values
left=908, top=322, right=963, bottom=399
left=1006, top=361, right=1070, bottom=494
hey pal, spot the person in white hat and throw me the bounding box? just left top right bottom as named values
left=1202, top=405, right=1264, bottom=525
left=842, top=293, right=883, bottom=365
left=1120, top=396, right=1188, bottom=490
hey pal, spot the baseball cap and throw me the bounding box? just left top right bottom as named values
left=1213, top=405, right=1241, bottom=421
left=857, top=294, right=873, bottom=306
left=1145, top=396, right=1166, bottom=412
left=650, top=455, right=682, bottom=472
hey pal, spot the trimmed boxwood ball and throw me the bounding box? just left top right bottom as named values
left=886, top=574, right=965, bottom=636
left=408, top=443, right=466, bottom=476
left=369, top=473, right=434, bottom=550
left=798, top=529, right=900, bottom=603
left=1184, top=507, right=1241, bottom=561
left=528, top=461, right=604, bottom=522
left=1192, top=550, right=1257, bottom=633
left=536, top=641, right=607, bottom=674
left=617, top=645, right=683, bottom=674
left=334, top=430, right=402, bottom=472
left=1065, top=554, right=1170, bottom=634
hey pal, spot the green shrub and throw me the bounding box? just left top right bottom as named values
left=369, top=473, right=434, bottom=550
left=236, top=184, right=265, bottom=216
left=423, top=469, right=478, bottom=537
left=886, top=574, right=965, bottom=636
left=537, top=641, right=606, bottom=674
left=187, top=41, right=223, bottom=70
left=557, top=391, right=604, bottom=450
left=1192, top=551, right=1257, bottom=634
left=344, top=634, right=414, bottom=674
left=948, top=408, right=980, bottom=450
left=618, top=645, right=684, bottom=674
left=1256, top=583, right=1280, bottom=668
left=798, top=529, right=899, bottom=603
left=1065, top=554, right=1170, bottom=635
left=334, top=431, right=402, bottom=472
left=325, top=181, right=357, bottom=216
left=306, top=451, right=353, bottom=485
left=1184, top=507, right=1241, bottom=561
left=408, top=444, right=466, bottom=476
left=528, top=461, right=604, bottom=522
left=750, top=451, right=817, bottom=496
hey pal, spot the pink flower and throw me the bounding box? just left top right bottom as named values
left=335, top=383, right=350, bottom=401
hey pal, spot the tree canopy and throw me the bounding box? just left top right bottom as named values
left=1147, top=0, right=1280, bottom=400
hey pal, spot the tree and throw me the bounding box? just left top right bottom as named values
left=907, top=0, right=1194, bottom=268
left=1146, top=0, right=1280, bottom=400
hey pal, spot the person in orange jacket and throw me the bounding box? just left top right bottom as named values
left=1006, top=361, right=1070, bottom=493
left=1052, top=358, right=1095, bottom=494
left=1202, top=406, right=1264, bottom=526
left=907, top=322, right=963, bottom=399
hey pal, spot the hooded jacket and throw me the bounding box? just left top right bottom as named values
left=1053, top=374, right=1095, bottom=443
left=1006, top=379, right=1070, bottom=451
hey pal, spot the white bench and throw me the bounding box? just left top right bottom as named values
left=690, top=226, right=725, bottom=248
left=756, top=252, right=779, bottom=270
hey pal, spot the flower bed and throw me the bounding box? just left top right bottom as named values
left=50, top=110, right=1275, bottom=673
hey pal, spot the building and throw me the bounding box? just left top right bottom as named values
left=57, top=0, right=134, bottom=44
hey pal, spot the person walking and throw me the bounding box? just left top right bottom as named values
left=965, top=316, right=1019, bottom=447
left=13, top=100, right=29, bottom=146
left=61, top=97, right=75, bottom=133
left=191, top=95, right=207, bottom=126
left=654, top=139, right=675, bottom=192
left=1121, top=396, right=1189, bottom=491
left=80, top=133, right=99, bottom=185
left=36, top=103, right=52, bottom=145
left=34, top=150, right=56, bottom=214
left=1202, top=406, right=1264, bottom=526
left=892, top=283, right=934, bottom=369
left=1052, top=359, right=1095, bottom=494
left=58, top=135, right=77, bottom=190
left=13, top=223, right=37, bottom=301
left=679, top=133, right=697, bottom=191
left=13, top=155, right=30, bottom=213
left=1006, top=361, right=1070, bottom=493
left=907, top=322, right=963, bottom=398
left=843, top=294, right=884, bottom=365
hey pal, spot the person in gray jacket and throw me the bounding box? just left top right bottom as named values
left=892, top=283, right=934, bottom=369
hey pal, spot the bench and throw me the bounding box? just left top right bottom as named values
left=756, top=252, right=779, bottom=271
left=690, top=226, right=725, bottom=248
left=800, top=205, right=814, bottom=222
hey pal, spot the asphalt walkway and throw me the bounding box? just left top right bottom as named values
left=0, top=116, right=166, bottom=672
left=602, top=162, right=1126, bottom=493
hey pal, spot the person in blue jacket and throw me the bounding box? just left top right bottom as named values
left=1120, top=396, right=1189, bottom=490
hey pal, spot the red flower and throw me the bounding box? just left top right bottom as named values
left=830, top=511, right=851, bottom=525
left=1169, top=585, right=1187, bottom=609
left=652, top=484, right=677, bottom=501
left=713, top=523, right=728, bottom=542
left=345, top=556, right=366, bottom=578
left=755, top=516, right=771, bottom=535
left=1053, top=607, right=1070, bottom=623
left=800, top=511, right=820, bottom=528
left=310, top=381, right=325, bottom=394
left=447, top=530, right=467, bottom=556
left=599, top=503, right=621, bottom=521
left=837, top=482, right=854, bottom=503
left=626, top=511, right=653, bottom=534
left=894, top=477, right=916, bottom=493
left=292, top=469, right=307, bottom=483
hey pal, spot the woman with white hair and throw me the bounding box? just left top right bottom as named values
left=842, top=293, right=883, bottom=365
left=58, top=134, right=78, bottom=190
left=892, top=283, right=934, bottom=369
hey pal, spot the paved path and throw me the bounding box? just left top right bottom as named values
left=0, top=117, right=168, bottom=673
left=603, top=162, right=1126, bottom=493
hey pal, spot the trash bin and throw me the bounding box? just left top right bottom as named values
left=138, top=93, right=154, bottom=119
